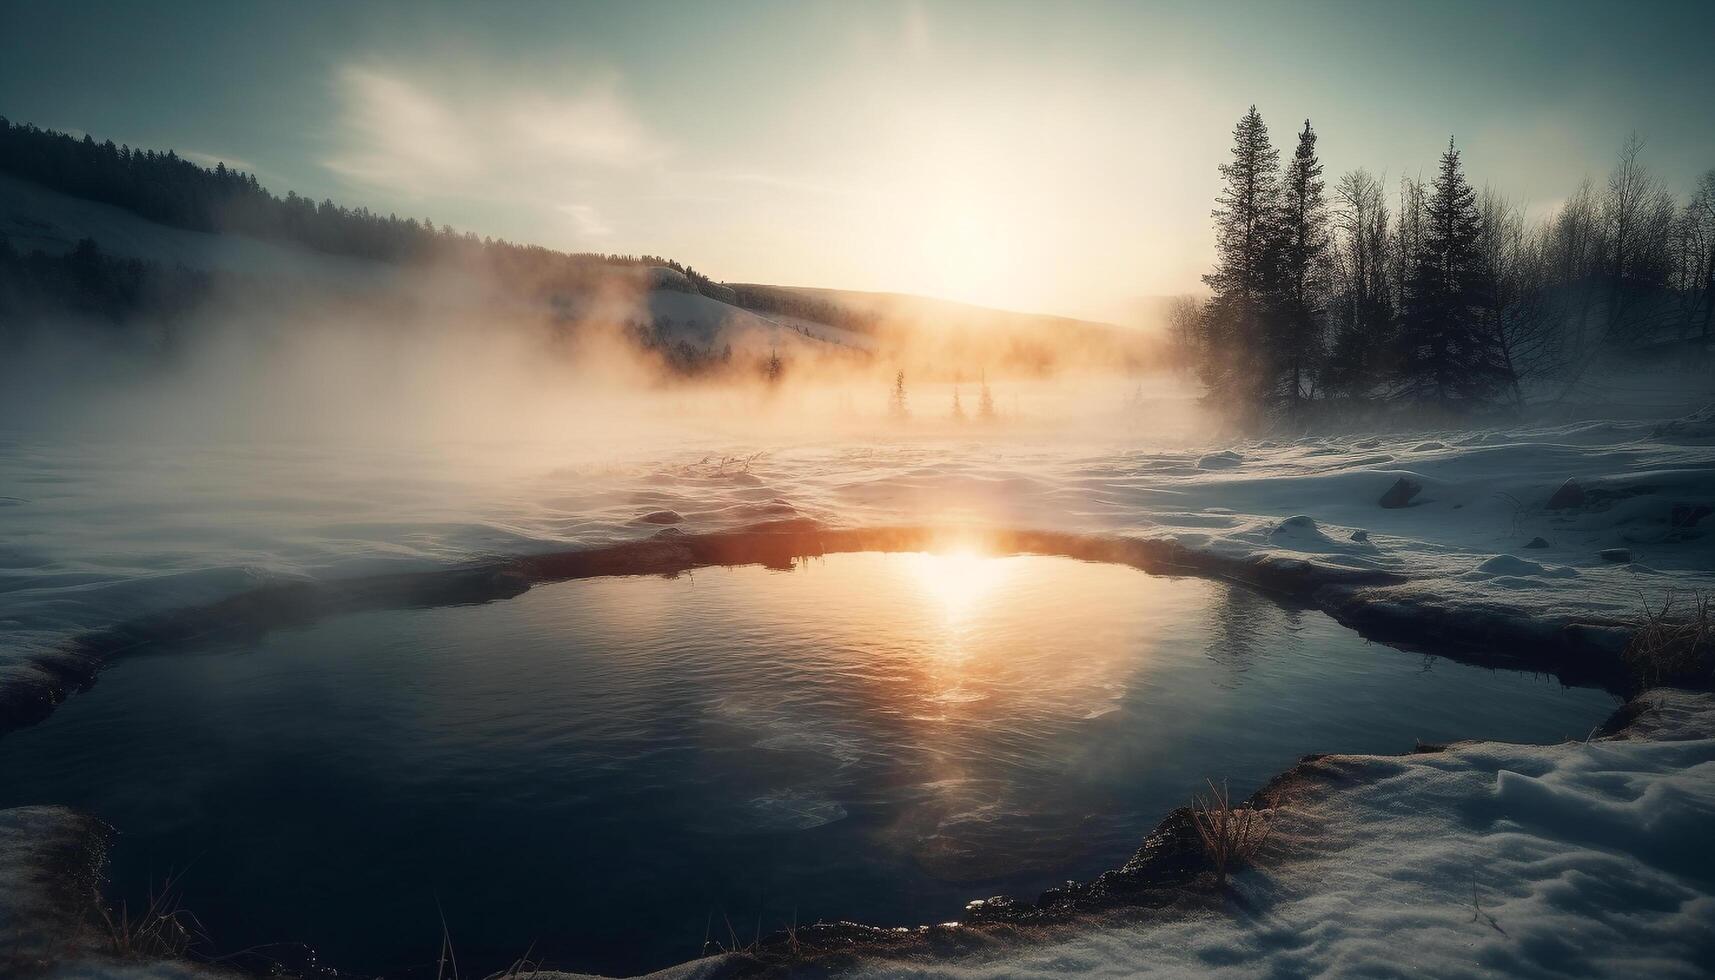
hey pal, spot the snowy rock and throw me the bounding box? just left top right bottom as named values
left=1598, top=547, right=1633, bottom=563
left=1473, top=554, right=1546, bottom=576
left=1412, top=441, right=1445, bottom=451
left=1352, top=438, right=1381, bottom=449
left=1546, top=477, right=1586, bottom=510
left=1349, top=529, right=1369, bottom=542
left=1523, top=536, right=1551, bottom=549
left=636, top=510, right=684, bottom=525
left=1378, top=477, right=1422, bottom=509
left=1196, top=451, right=1243, bottom=470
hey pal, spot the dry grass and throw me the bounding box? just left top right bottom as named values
left=1626, top=590, right=1714, bottom=689
left=1191, top=779, right=1273, bottom=888
left=673, top=451, right=767, bottom=479
left=95, top=871, right=206, bottom=960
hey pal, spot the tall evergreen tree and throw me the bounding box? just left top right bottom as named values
left=1398, top=138, right=1509, bottom=404
left=1272, top=120, right=1331, bottom=406
left=1198, top=106, right=1282, bottom=413
left=977, top=371, right=996, bottom=421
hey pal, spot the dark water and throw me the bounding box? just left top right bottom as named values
left=0, top=552, right=1614, bottom=976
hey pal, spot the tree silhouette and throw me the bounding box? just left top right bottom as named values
left=1272, top=119, right=1331, bottom=407
left=1198, top=106, right=1283, bottom=415
left=1398, top=138, right=1507, bottom=404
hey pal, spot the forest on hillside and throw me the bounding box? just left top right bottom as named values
left=1178, top=107, right=1715, bottom=423
left=0, top=118, right=721, bottom=300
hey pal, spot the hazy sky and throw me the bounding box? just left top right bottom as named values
left=4, top=0, right=1713, bottom=322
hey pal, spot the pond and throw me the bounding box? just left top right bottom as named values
left=0, top=551, right=1615, bottom=977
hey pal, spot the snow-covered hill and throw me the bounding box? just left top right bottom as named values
left=0, top=173, right=859, bottom=361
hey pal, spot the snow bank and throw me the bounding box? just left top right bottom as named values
left=787, top=690, right=1715, bottom=978
left=0, top=806, right=109, bottom=976
left=7, top=413, right=1715, bottom=733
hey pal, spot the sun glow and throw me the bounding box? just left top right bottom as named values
left=901, top=548, right=1012, bottom=624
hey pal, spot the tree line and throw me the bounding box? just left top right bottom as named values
left=0, top=118, right=723, bottom=300
left=0, top=235, right=209, bottom=333
left=1176, top=106, right=1715, bottom=423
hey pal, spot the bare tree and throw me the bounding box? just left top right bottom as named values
left=1392, top=174, right=1428, bottom=318
left=1674, top=170, right=1715, bottom=342
left=1326, top=168, right=1393, bottom=396
left=1164, top=294, right=1206, bottom=373
left=1476, top=189, right=1559, bottom=405
left=1601, top=134, right=1677, bottom=343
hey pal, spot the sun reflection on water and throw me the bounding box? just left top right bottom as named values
left=900, top=547, right=1013, bottom=626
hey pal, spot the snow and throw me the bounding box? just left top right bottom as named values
left=5, top=410, right=1715, bottom=733
left=22, top=690, right=1709, bottom=979
left=0, top=174, right=853, bottom=360
left=0, top=806, right=108, bottom=976
left=4, top=272, right=1715, bottom=977
left=803, top=689, right=1715, bottom=979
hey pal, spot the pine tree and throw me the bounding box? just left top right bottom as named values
left=889, top=370, right=909, bottom=419
left=1398, top=138, right=1509, bottom=405
left=978, top=371, right=996, bottom=421
left=1272, top=120, right=1331, bottom=407
left=1199, top=106, right=1282, bottom=414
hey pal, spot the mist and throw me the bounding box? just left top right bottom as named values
left=0, top=248, right=1204, bottom=454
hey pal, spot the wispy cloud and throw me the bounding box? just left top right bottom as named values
left=555, top=202, right=612, bottom=240
left=324, top=67, right=478, bottom=194
left=322, top=63, right=668, bottom=231
left=182, top=150, right=259, bottom=173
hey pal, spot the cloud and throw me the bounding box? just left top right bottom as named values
left=182, top=150, right=259, bottom=174
left=322, top=64, right=667, bottom=220
left=555, top=203, right=612, bottom=240
left=324, top=67, right=477, bottom=194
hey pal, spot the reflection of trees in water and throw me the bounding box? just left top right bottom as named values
left=1205, top=583, right=1302, bottom=686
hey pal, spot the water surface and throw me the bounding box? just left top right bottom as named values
left=0, top=552, right=1614, bottom=976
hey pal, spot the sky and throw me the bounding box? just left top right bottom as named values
left=3, top=0, right=1714, bottom=323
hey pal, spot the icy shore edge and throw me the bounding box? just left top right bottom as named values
left=0, top=517, right=1656, bottom=740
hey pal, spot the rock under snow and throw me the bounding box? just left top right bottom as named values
left=1378, top=476, right=1422, bottom=509
left=1546, top=477, right=1586, bottom=510
left=1197, top=451, right=1243, bottom=470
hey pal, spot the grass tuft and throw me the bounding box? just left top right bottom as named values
left=96, top=871, right=207, bottom=960
left=1190, top=779, right=1273, bottom=888
left=1626, top=590, right=1714, bottom=689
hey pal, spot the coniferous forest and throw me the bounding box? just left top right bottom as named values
left=0, top=117, right=721, bottom=302
left=1178, top=106, right=1715, bottom=422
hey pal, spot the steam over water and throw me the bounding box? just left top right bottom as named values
left=0, top=552, right=1613, bottom=977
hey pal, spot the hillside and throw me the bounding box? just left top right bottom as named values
left=0, top=119, right=1156, bottom=376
